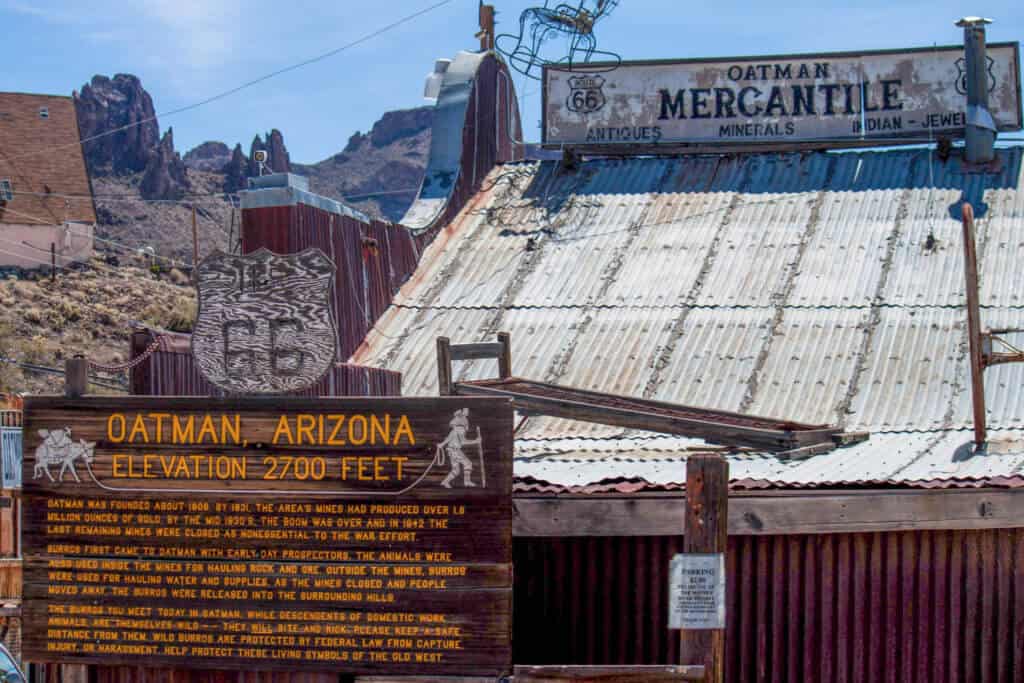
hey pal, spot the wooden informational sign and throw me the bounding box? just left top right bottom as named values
left=191, top=248, right=338, bottom=394
left=669, top=553, right=726, bottom=630
left=21, top=396, right=513, bottom=677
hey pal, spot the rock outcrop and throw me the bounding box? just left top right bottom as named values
left=294, top=106, right=433, bottom=221
left=369, top=107, right=433, bottom=148
left=74, top=74, right=160, bottom=175
left=222, top=144, right=249, bottom=193
left=140, top=128, right=189, bottom=200
left=248, top=129, right=291, bottom=176
left=183, top=141, right=231, bottom=172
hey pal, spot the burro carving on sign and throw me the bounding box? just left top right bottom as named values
left=191, top=248, right=338, bottom=394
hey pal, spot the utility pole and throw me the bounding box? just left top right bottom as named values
left=477, top=3, right=496, bottom=51
left=957, top=16, right=996, bottom=164
left=962, top=202, right=987, bottom=448
left=679, top=454, right=728, bottom=683
left=50, top=242, right=55, bottom=282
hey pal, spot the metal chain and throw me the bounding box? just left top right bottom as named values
left=88, top=337, right=164, bottom=373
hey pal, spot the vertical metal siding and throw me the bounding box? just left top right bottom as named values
left=513, top=530, right=1024, bottom=683
left=238, top=55, right=522, bottom=364
left=129, top=332, right=401, bottom=398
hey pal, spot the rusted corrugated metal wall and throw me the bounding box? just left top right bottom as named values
left=240, top=54, right=521, bottom=363
left=240, top=205, right=422, bottom=361
left=129, top=331, right=401, bottom=398
left=514, top=530, right=1024, bottom=682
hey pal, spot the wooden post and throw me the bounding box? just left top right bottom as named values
left=478, top=4, right=495, bottom=51
left=962, top=202, right=987, bottom=448
left=130, top=330, right=154, bottom=396
left=437, top=337, right=453, bottom=395
left=64, top=356, right=88, bottom=398
left=50, top=242, right=56, bottom=281
left=497, top=332, right=512, bottom=379
left=191, top=204, right=199, bottom=266
left=679, top=454, right=729, bottom=683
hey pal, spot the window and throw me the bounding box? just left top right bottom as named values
left=39, top=106, right=48, bottom=119
left=0, top=179, right=12, bottom=202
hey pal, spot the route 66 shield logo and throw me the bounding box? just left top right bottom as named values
left=954, top=56, right=997, bottom=95
left=566, top=75, right=606, bottom=113
left=191, top=248, right=338, bottom=394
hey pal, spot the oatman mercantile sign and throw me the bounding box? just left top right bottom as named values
left=543, top=43, right=1022, bottom=147
left=21, top=396, right=513, bottom=677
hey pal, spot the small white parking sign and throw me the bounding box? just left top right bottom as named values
left=669, top=553, right=726, bottom=629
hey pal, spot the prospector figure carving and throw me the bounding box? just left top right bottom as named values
left=33, top=428, right=95, bottom=483
left=435, top=408, right=485, bottom=488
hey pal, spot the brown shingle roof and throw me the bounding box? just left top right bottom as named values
left=0, top=92, right=96, bottom=226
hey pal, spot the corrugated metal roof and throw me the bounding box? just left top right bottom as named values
left=351, top=147, right=1024, bottom=489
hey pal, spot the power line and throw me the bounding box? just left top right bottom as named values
left=12, top=189, right=238, bottom=205
left=2, top=0, right=454, bottom=165
left=0, top=205, right=54, bottom=225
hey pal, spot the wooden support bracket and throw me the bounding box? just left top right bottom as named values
left=436, top=333, right=513, bottom=395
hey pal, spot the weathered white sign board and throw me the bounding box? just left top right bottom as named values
left=669, top=553, right=726, bottom=630
left=191, top=248, right=338, bottom=394
left=543, top=43, right=1022, bottom=147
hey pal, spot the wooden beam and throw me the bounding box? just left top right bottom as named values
left=513, top=665, right=705, bottom=681
left=497, top=332, right=512, bottom=378
left=512, top=487, right=1024, bottom=537
left=679, top=455, right=727, bottom=683
left=437, top=337, right=453, bottom=396
left=456, top=384, right=800, bottom=451
left=450, top=342, right=506, bottom=361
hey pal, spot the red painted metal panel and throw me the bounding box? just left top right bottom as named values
left=512, top=531, right=1024, bottom=683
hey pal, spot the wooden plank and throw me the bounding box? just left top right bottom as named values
left=0, top=559, right=21, bottom=600
left=512, top=488, right=1024, bottom=537
left=450, top=342, right=505, bottom=361
left=456, top=384, right=799, bottom=451
left=678, top=455, right=727, bottom=683
left=437, top=337, right=453, bottom=396
left=513, top=665, right=705, bottom=681
left=21, top=396, right=514, bottom=677
left=497, top=333, right=512, bottom=379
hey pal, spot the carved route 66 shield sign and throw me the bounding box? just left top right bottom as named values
left=191, top=248, right=338, bottom=394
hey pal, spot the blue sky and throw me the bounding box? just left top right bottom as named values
left=2, top=0, right=1022, bottom=163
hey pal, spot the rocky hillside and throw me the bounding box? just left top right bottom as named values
left=0, top=256, right=195, bottom=394
left=295, top=107, right=433, bottom=221
left=76, top=74, right=435, bottom=264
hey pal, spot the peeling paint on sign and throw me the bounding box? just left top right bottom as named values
left=543, top=43, right=1022, bottom=147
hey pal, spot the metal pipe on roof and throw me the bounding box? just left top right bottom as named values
left=957, top=16, right=997, bottom=163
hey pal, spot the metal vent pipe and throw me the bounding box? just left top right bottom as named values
left=957, top=16, right=996, bottom=163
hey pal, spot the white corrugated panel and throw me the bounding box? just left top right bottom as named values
left=880, top=187, right=967, bottom=307
left=848, top=307, right=966, bottom=432
left=788, top=190, right=898, bottom=307
left=980, top=177, right=1024, bottom=307
left=601, top=190, right=736, bottom=307
left=693, top=192, right=814, bottom=307
left=746, top=308, right=869, bottom=426
left=648, top=308, right=774, bottom=412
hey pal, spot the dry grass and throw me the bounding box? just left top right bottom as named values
left=0, top=255, right=196, bottom=394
